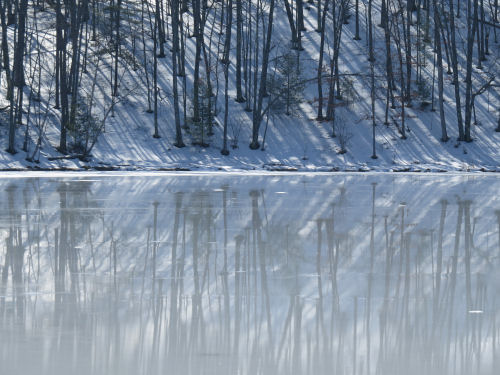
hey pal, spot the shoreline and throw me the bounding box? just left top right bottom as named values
left=1, top=166, right=499, bottom=175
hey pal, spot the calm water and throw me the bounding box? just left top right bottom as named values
left=0, top=173, right=499, bottom=375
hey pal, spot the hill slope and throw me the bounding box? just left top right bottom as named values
left=0, top=1, right=499, bottom=171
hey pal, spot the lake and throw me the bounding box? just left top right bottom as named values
left=0, top=173, right=499, bottom=375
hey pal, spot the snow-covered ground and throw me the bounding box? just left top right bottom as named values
left=0, top=2, right=499, bottom=172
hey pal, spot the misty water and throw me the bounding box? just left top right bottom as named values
left=0, top=173, right=499, bottom=375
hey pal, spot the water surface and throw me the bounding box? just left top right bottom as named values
left=0, top=173, right=499, bottom=375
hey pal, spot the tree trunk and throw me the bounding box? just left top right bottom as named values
left=354, top=0, right=361, bottom=40
left=383, top=0, right=395, bottom=113
left=113, top=0, right=122, bottom=96
left=433, top=0, right=448, bottom=141
left=297, top=0, right=305, bottom=31
left=283, top=0, right=298, bottom=47
left=449, top=0, right=465, bottom=140
left=56, top=0, right=68, bottom=154
left=171, top=0, right=185, bottom=147
left=222, top=0, right=233, bottom=155
left=464, top=0, right=479, bottom=141
left=369, top=0, right=377, bottom=158
left=12, top=0, right=27, bottom=88
left=192, top=0, right=202, bottom=123
left=250, top=0, right=275, bottom=149
left=368, top=0, right=375, bottom=62
left=153, top=14, right=160, bottom=138
left=0, top=0, right=11, bottom=99
left=405, top=0, right=412, bottom=105
left=316, top=0, right=330, bottom=120
left=236, top=0, right=244, bottom=102
left=156, top=0, right=166, bottom=57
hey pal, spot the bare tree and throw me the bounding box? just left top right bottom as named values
left=171, top=0, right=185, bottom=147
left=221, top=0, right=233, bottom=155
left=250, top=0, right=275, bottom=149
left=433, top=0, right=448, bottom=141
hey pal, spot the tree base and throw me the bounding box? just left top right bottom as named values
left=221, top=149, right=229, bottom=156
left=56, top=146, right=68, bottom=155
left=192, top=142, right=209, bottom=147
left=249, top=141, right=260, bottom=150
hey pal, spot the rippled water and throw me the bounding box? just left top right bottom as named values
left=0, top=173, right=499, bottom=375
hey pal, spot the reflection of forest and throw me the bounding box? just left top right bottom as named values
left=0, top=176, right=499, bottom=375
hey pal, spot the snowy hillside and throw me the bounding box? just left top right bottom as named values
left=0, top=0, right=499, bottom=171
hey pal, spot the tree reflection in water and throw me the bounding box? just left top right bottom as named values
left=0, top=174, right=499, bottom=375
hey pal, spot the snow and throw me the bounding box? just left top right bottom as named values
left=0, top=1, right=499, bottom=172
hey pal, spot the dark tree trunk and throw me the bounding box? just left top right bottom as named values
left=222, top=0, right=233, bottom=155
left=283, top=0, right=298, bottom=47
left=156, top=0, right=166, bottom=57
left=236, top=0, right=244, bottom=102
left=113, top=0, right=122, bottom=96
left=464, top=0, right=479, bottom=141
left=13, top=0, right=27, bottom=88
left=354, top=0, right=361, bottom=40
left=250, top=0, right=275, bottom=149
left=405, top=0, right=412, bottom=105
left=297, top=0, right=305, bottom=31
left=369, top=0, right=378, bottom=158
left=56, top=0, right=68, bottom=154
left=449, top=0, right=465, bottom=140
left=171, top=0, right=185, bottom=147
left=383, top=0, right=395, bottom=116
left=433, top=0, right=448, bottom=141
left=153, top=14, right=160, bottom=138
left=316, top=0, right=330, bottom=120
left=0, top=0, right=11, bottom=96
left=192, top=0, right=202, bottom=123
left=368, top=0, right=375, bottom=62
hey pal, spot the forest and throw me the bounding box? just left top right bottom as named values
left=0, top=0, right=499, bottom=170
